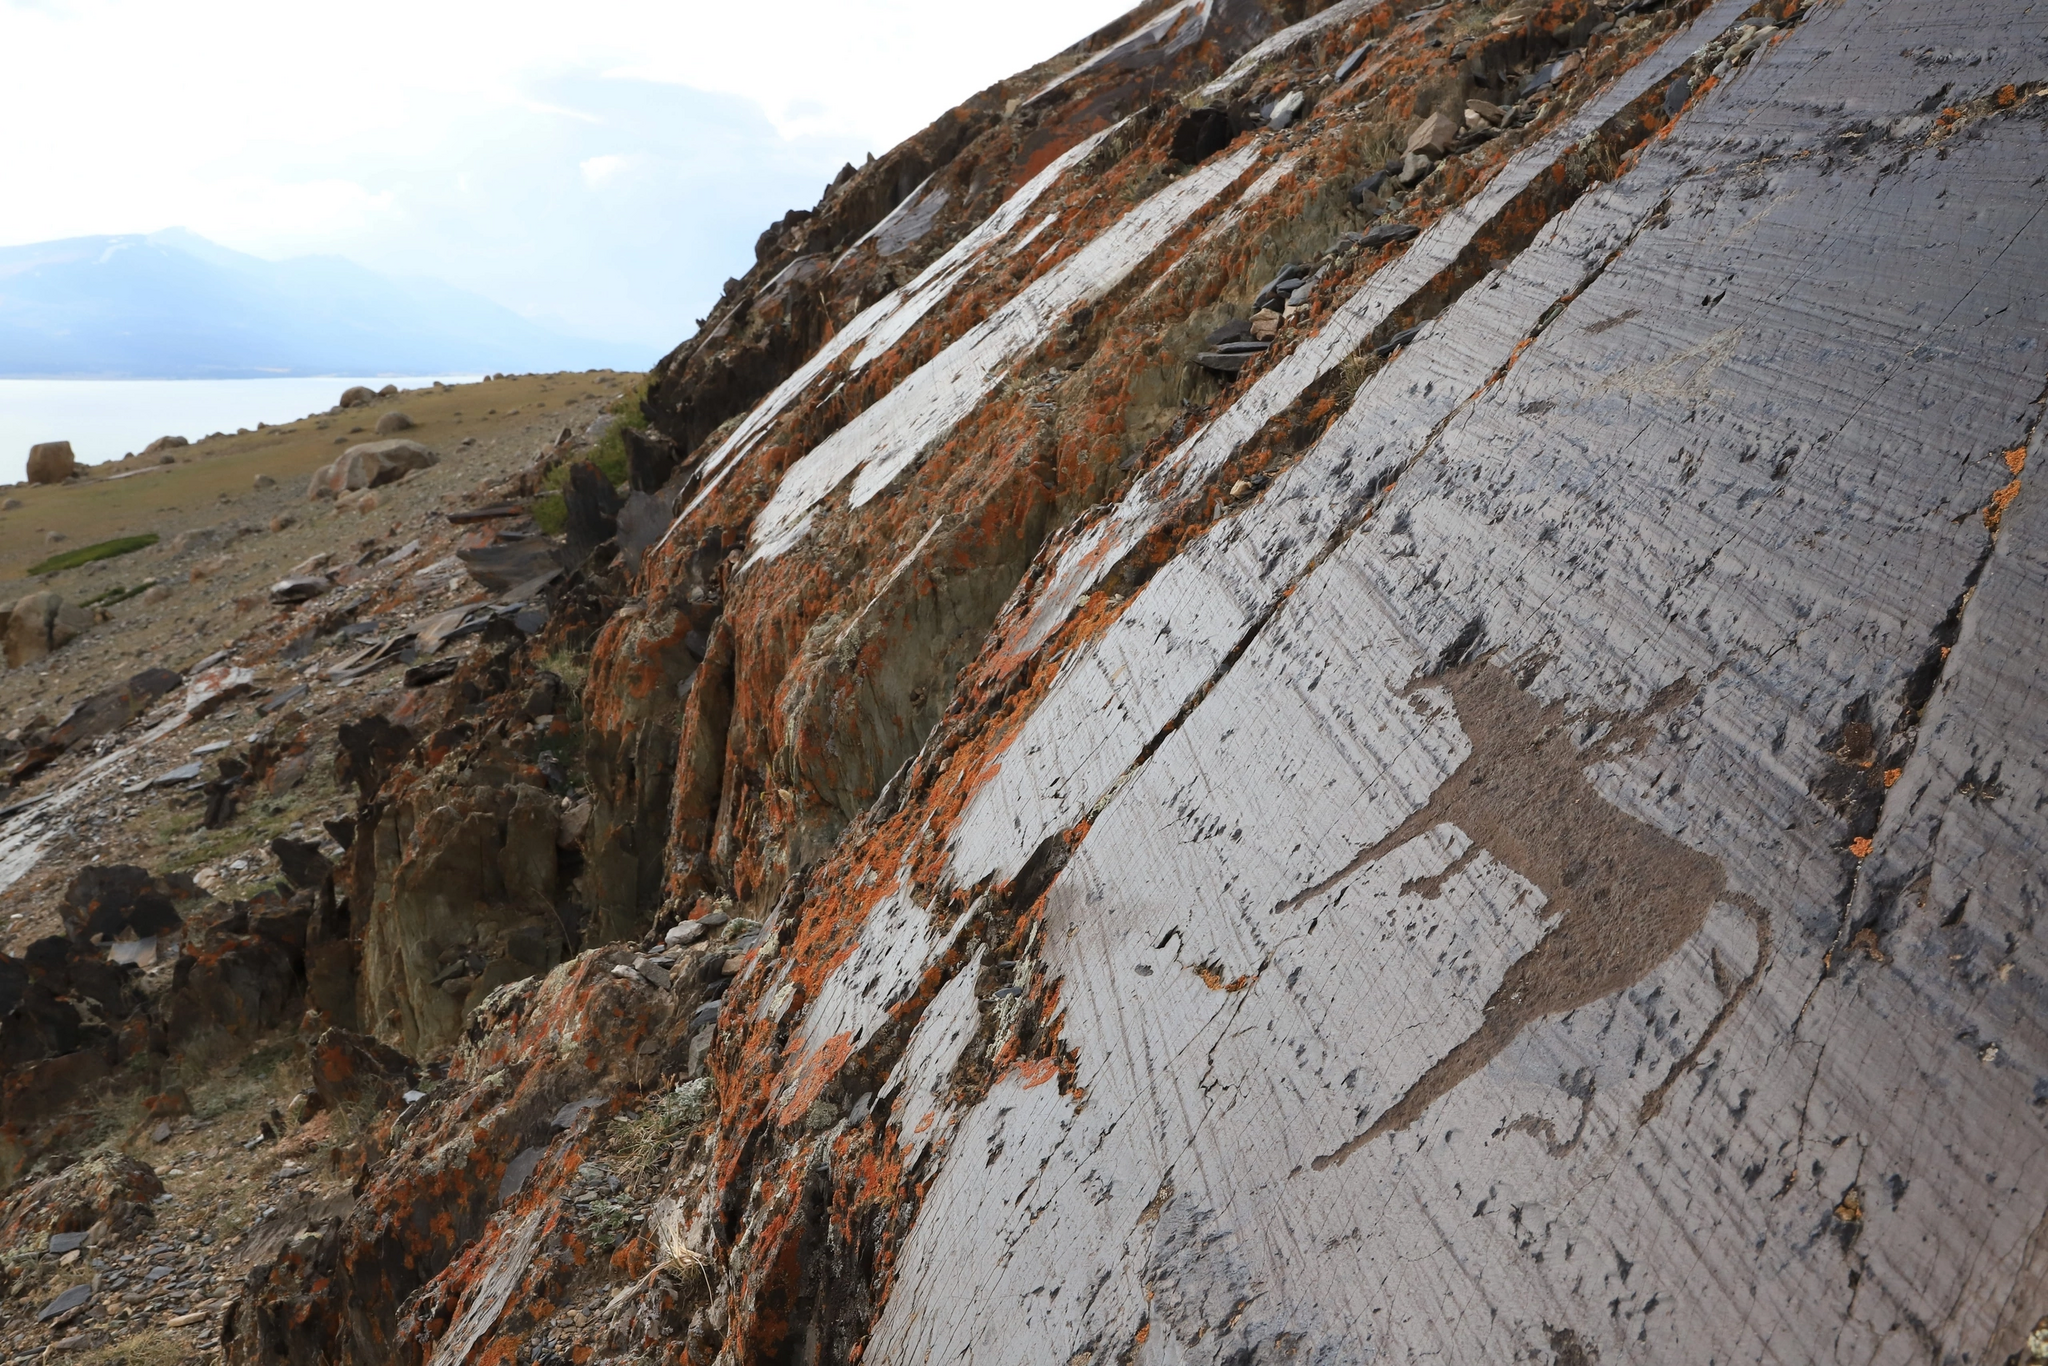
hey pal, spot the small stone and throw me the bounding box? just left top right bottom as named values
left=1466, top=98, right=1505, bottom=126
left=0, top=497, right=20, bottom=510
left=1362, top=222, right=1421, bottom=248
left=1349, top=171, right=1390, bottom=207
left=375, top=411, right=414, bottom=435
left=666, top=921, right=708, bottom=947
left=47, top=1231, right=88, bottom=1255
left=269, top=513, right=296, bottom=533
left=1231, top=480, right=1253, bottom=497
left=1398, top=151, right=1434, bottom=186
left=151, top=762, right=202, bottom=787
left=253, top=472, right=276, bottom=490
left=36, top=1282, right=92, bottom=1322
left=1267, top=90, right=1306, bottom=130
left=269, top=576, right=331, bottom=606
left=441, top=975, right=475, bottom=998
left=1249, top=310, right=1281, bottom=342
left=1204, top=319, right=1252, bottom=347
left=45, top=529, right=66, bottom=544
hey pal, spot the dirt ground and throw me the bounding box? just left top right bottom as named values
left=0, top=372, right=638, bottom=1359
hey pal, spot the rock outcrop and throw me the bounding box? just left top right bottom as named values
left=208, top=0, right=2048, bottom=1362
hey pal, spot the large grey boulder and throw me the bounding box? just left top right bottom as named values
left=25, top=442, right=75, bottom=485
left=338, top=385, right=377, bottom=409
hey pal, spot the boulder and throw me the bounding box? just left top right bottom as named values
left=3, top=592, right=92, bottom=668
left=563, top=460, right=623, bottom=564
left=0, top=1151, right=162, bottom=1247
left=623, top=425, right=680, bottom=494
left=306, top=1027, right=416, bottom=1111
left=307, top=440, right=440, bottom=500
left=25, top=442, right=75, bottom=485
left=375, top=411, right=413, bottom=434
left=1170, top=106, right=1235, bottom=165
left=456, top=538, right=565, bottom=593
left=1405, top=110, right=1460, bottom=157
left=269, top=576, right=332, bottom=605
left=338, top=386, right=377, bottom=409
left=58, top=864, right=202, bottom=943
left=141, top=435, right=188, bottom=455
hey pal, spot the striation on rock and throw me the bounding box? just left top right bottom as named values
left=176, top=1, right=2048, bottom=1364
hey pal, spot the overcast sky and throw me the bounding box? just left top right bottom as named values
left=0, top=0, right=1136, bottom=357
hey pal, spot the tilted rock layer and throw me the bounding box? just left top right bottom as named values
left=231, top=0, right=2048, bottom=1361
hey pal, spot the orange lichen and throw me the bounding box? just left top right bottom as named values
left=1985, top=479, right=2021, bottom=532
left=1849, top=837, right=1873, bottom=859
left=1883, top=767, right=1902, bottom=788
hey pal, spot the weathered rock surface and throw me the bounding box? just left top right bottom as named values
left=215, top=1, right=2048, bottom=1364
left=25, top=441, right=76, bottom=485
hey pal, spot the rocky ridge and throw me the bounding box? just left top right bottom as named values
left=2, top=0, right=2045, bottom=1363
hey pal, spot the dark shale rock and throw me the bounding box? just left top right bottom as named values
left=622, top=424, right=680, bottom=494
left=561, top=460, right=623, bottom=566
left=1169, top=106, right=1235, bottom=164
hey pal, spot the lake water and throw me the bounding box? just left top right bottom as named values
left=0, top=376, right=481, bottom=484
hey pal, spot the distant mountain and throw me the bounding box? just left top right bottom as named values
left=0, top=229, right=647, bottom=378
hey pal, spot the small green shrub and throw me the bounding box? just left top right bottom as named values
left=29, top=533, right=159, bottom=576
left=528, top=381, right=649, bottom=536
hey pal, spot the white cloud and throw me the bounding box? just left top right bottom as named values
left=580, top=154, right=630, bottom=189
left=0, top=0, right=1139, bottom=350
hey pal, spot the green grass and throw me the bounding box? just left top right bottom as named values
left=78, top=579, right=159, bottom=609
left=531, top=383, right=650, bottom=536
left=28, top=533, right=159, bottom=576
